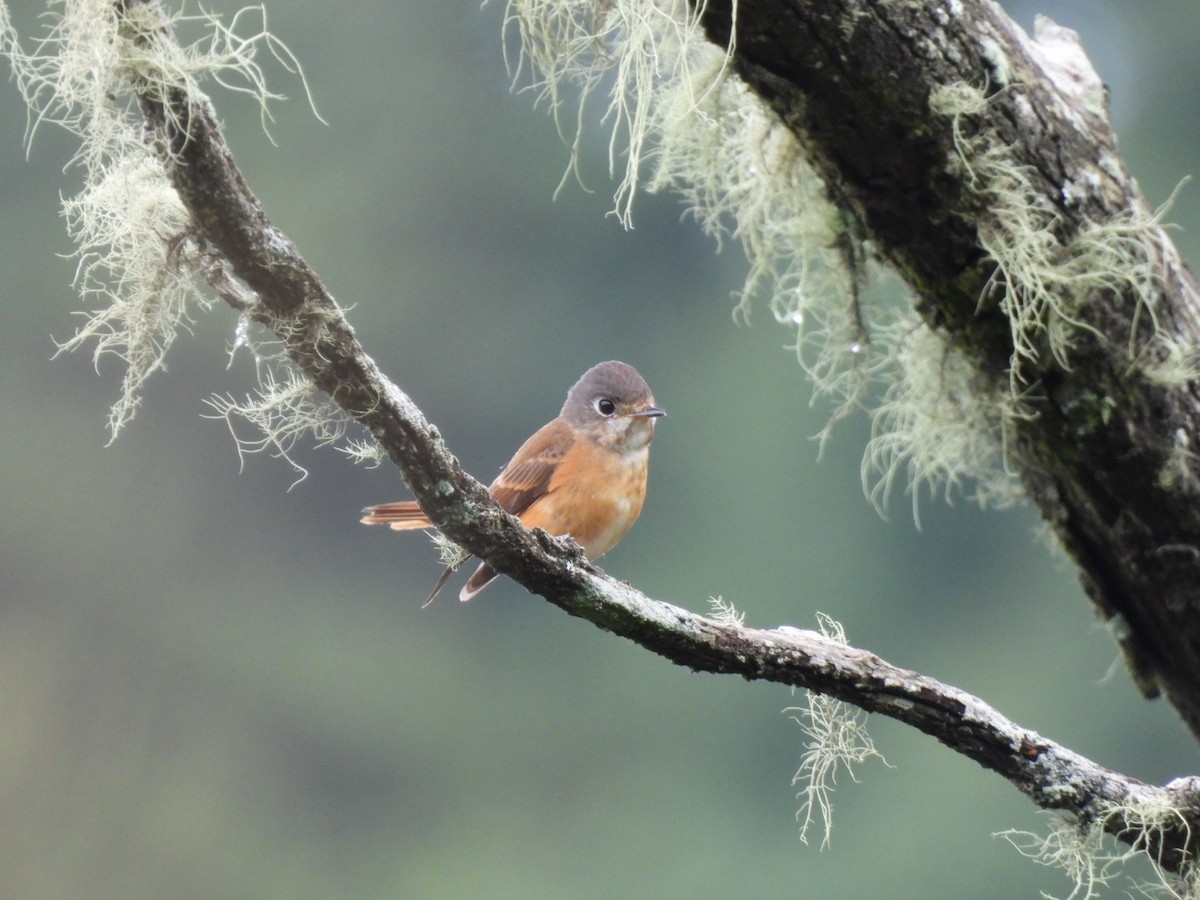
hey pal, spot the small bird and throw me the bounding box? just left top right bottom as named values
left=361, top=361, right=664, bottom=604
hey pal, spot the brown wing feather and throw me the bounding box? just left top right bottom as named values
left=488, top=417, right=573, bottom=517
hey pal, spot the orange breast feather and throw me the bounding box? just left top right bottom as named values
left=519, top=438, right=648, bottom=559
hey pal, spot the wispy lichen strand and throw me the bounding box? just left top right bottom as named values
left=786, top=613, right=888, bottom=849
left=0, top=0, right=319, bottom=441
left=204, top=362, right=351, bottom=487
left=999, top=792, right=1200, bottom=900
left=862, top=313, right=1022, bottom=521
left=932, top=79, right=1190, bottom=392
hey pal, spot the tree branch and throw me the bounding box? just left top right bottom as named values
left=105, top=0, right=1200, bottom=868
left=692, top=0, right=1200, bottom=738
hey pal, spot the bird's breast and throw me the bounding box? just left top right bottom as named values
left=520, top=443, right=650, bottom=559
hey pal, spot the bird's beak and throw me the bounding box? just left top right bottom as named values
left=631, top=405, right=666, bottom=418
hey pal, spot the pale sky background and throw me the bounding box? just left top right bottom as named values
left=0, top=2, right=1196, bottom=898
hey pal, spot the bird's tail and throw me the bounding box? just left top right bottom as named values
left=360, top=501, right=432, bottom=530
left=361, top=500, right=500, bottom=604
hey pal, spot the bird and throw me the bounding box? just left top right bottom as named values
left=361, top=360, right=664, bottom=604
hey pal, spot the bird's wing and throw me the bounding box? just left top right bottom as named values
left=489, top=417, right=573, bottom=517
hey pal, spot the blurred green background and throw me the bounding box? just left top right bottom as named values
left=0, top=2, right=1196, bottom=898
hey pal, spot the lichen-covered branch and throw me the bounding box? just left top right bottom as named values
left=678, top=0, right=1200, bottom=740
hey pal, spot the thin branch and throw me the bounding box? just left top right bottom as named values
left=107, top=0, right=1200, bottom=868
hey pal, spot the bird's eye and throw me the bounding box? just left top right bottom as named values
left=594, top=397, right=617, bottom=417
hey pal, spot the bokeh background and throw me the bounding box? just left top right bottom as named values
left=0, top=2, right=1196, bottom=898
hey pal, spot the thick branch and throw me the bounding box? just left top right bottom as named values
left=693, top=0, right=1200, bottom=736
left=111, top=0, right=1200, bottom=866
